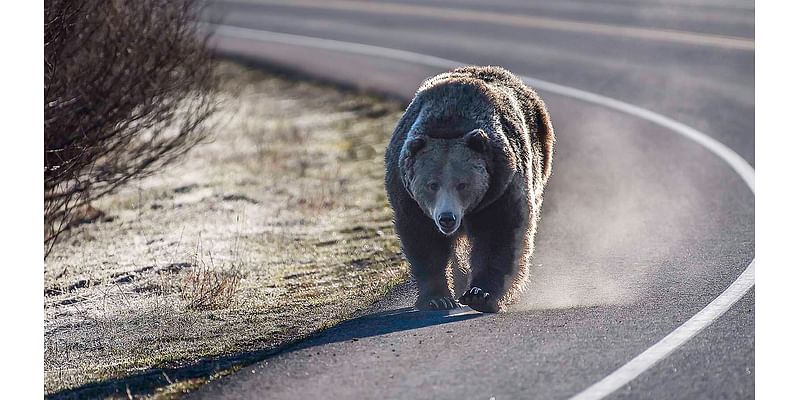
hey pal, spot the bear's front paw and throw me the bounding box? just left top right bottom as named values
left=416, top=296, right=460, bottom=311
left=459, top=287, right=500, bottom=313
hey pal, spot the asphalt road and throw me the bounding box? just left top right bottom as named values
left=193, top=1, right=755, bottom=398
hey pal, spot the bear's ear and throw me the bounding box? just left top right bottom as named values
left=405, top=136, right=426, bottom=156
left=465, top=129, right=488, bottom=152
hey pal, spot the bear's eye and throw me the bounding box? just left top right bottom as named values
left=456, top=183, right=467, bottom=191
left=428, top=182, right=440, bottom=191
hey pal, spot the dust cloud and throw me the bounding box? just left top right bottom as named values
left=510, top=97, right=713, bottom=311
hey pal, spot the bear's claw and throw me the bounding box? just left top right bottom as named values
left=459, top=287, right=499, bottom=313
left=418, top=296, right=460, bottom=311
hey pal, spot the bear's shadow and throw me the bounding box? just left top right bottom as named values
left=292, top=306, right=483, bottom=350
left=46, top=307, right=482, bottom=399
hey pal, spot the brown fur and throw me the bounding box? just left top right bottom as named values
left=385, top=66, right=555, bottom=312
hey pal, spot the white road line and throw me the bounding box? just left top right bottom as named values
left=207, top=24, right=756, bottom=399
left=218, top=0, right=755, bottom=51
left=519, top=78, right=755, bottom=193
left=570, top=260, right=755, bottom=400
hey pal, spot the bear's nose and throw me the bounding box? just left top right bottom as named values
left=437, top=212, right=457, bottom=230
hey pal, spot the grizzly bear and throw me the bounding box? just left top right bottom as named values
left=384, top=66, right=554, bottom=313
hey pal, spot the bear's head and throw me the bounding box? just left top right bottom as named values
left=400, top=128, right=491, bottom=236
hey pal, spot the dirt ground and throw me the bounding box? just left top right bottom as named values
left=43, top=61, right=409, bottom=398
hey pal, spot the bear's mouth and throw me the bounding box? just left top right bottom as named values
left=439, top=227, right=458, bottom=236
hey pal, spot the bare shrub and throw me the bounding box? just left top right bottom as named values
left=44, top=0, right=217, bottom=256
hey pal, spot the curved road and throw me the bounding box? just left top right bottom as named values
left=194, top=1, right=755, bottom=399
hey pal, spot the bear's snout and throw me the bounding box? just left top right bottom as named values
left=437, top=212, right=458, bottom=234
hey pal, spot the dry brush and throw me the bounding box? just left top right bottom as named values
left=44, top=0, right=217, bottom=256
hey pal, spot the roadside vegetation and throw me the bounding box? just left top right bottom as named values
left=44, top=3, right=409, bottom=396
left=44, top=0, right=216, bottom=256
left=44, top=62, right=409, bottom=398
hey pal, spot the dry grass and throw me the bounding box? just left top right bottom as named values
left=44, top=61, right=408, bottom=398
left=180, top=242, right=242, bottom=311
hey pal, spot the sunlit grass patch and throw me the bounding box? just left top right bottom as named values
left=44, top=61, right=408, bottom=397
